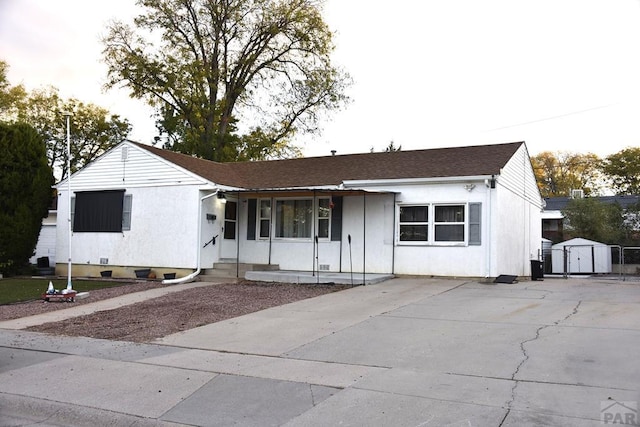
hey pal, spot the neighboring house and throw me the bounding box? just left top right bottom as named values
left=542, top=194, right=640, bottom=243
left=55, top=140, right=543, bottom=280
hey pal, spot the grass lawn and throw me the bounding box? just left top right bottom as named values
left=0, top=278, right=135, bottom=305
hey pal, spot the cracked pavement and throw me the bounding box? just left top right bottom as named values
left=1, top=277, right=639, bottom=426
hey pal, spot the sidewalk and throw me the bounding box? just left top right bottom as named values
left=1, top=276, right=639, bottom=426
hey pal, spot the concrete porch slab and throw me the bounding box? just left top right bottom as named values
left=244, top=270, right=394, bottom=285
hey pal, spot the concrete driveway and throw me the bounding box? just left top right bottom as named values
left=0, top=277, right=638, bottom=426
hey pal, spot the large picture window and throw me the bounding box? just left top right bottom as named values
left=274, top=198, right=331, bottom=239
left=73, top=190, right=130, bottom=232
left=276, top=199, right=313, bottom=238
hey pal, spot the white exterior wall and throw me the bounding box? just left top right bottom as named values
left=57, top=185, right=202, bottom=268
left=355, top=181, right=491, bottom=276
left=236, top=195, right=344, bottom=271
left=56, top=142, right=216, bottom=271
left=494, top=144, right=543, bottom=276
left=340, top=194, right=394, bottom=274
left=234, top=167, right=540, bottom=278
left=30, top=211, right=57, bottom=266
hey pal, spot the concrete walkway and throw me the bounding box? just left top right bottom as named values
left=1, top=276, right=639, bottom=426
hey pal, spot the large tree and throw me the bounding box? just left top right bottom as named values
left=0, top=122, right=54, bottom=275
left=561, top=198, right=625, bottom=244
left=601, top=147, right=640, bottom=195
left=0, top=61, right=131, bottom=181
left=102, top=0, right=350, bottom=162
left=531, top=151, right=603, bottom=198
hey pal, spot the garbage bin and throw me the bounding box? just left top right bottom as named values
left=530, top=260, right=544, bottom=281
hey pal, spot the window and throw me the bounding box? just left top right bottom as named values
left=397, top=203, right=481, bottom=245
left=259, top=199, right=271, bottom=238
left=399, top=206, right=429, bottom=241
left=318, top=198, right=330, bottom=238
left=72, top=190, right=129, bottom=232
left=434, top=205, right=465, bottom=242
left=274, top=198, right=331, bottom=239
left=72, top=193, right=132, bottom=232
left=276, top=199, right=312, bottom=238
left=122, top=194, right=133, bottom=231
left=224, top=201, right=237, bottom=239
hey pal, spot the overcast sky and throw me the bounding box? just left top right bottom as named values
left=2, top=0, right=640, bottom=158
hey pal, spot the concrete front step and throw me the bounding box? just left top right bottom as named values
left=212, top=263, right=280, bottom=272
left=199, top=263, right=280, bottom=281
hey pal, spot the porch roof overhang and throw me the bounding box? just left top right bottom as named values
left=218, top=187, right=397, bottom=198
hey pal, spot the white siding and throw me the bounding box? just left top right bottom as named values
left=61, top=141, right=209, bottom=191
left=494, top=144, right=543, bottom=276
left=57, top=185, right=203, bottom=269
left=499, top=144, right=543, bottom=209
left=30, top=224, right=56, bottom=266
left=55, top=141, right=221, bottom=273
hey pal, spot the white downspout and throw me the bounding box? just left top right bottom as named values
left=485, top=178, right=493, bottom=278
left=162, top=190, right=219, bottom=285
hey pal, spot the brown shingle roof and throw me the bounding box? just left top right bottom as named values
left=132, top=141, right=524, bottom=189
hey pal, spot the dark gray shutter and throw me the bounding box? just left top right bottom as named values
left=247, top=198, right=257, bottom=240
left=330, top=196, right=343, bottom=241
left=469, top=202, right=481, bottom=245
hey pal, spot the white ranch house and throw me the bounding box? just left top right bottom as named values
left=55, top=141, right=543, bottom=281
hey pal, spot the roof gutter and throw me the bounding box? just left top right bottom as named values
left=343, top=175, right=495, bottom=187
left=162, top=190, right=220, bottom=285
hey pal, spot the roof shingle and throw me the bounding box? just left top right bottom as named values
left=132, top=141, right=524, bottom=189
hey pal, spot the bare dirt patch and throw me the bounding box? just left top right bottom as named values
left=10, top=281, right=349, bottom=343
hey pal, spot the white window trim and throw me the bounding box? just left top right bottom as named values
left=258, top=198, right=271, bottom=240
left=396, top=203, right=469, bottom=246
left=397, top=204, right=430, bottom=246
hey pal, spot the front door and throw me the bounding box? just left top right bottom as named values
left=220, top=199, right=238, bottom=259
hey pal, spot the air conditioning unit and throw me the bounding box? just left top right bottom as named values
left=570, top=189, right=584, bottom=199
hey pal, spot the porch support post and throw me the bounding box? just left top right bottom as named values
left=363, top=191, right=366, bottom=285
left=313, top=190, right=317, bottom=276
left=236, top=190, right=240, bottom=278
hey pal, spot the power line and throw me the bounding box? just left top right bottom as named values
left=484, top=103, right=617, bottom=132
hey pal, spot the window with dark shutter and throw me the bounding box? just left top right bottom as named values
left=73, top=190, right=125, bottom=232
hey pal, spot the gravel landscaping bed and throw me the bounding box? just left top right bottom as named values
left=1, top=280, right=349, bottom=343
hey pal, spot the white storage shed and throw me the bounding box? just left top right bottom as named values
left=551, top=237, right=611, bottom=274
